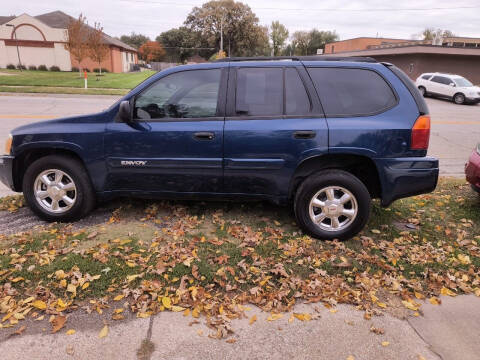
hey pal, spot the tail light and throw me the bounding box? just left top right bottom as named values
left=411, top=115, right=430, bottom=150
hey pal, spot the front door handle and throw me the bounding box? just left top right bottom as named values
left=194, top=132, right=215, bottom=140
left=293, top=130, right=316, bottom=139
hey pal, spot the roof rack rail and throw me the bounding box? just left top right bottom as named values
left=215, top=55, right=377, bottom=63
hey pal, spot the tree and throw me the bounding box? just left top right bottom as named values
left=291, top=31, right=310, bottom=55
left=185, top=0, right=269, bottom=57
left=157, top=27, right=206, bottom=63
left=65, top=14, right=88, bottom=75
left=270, top=21, right=288, bottom=56
left=139, top=41, right=166, bottom=62
left=119, top=32, right=150, bottom=49
left=307, top=29, right=338, bottom=54
left=420, top=28, right=455, bottom=41
left=87, top=22, right=109, bottom=75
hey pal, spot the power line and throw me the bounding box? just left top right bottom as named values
left=117, top=0, right=480, bottom=12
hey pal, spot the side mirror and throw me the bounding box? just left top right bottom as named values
left=117, top=100, right=132, bottom=123
left=449, top=83, right=456, bottom=87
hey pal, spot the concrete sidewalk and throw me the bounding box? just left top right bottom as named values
left=0, top=295, right=478, bottom=360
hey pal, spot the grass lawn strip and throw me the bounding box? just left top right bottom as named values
left=0, top=86, right=128, bottom=96
left=0, top=178, right=479, bottom=339
left=0, top=69, right=156, bottom=89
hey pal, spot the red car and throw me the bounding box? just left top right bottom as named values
left=466, top=144, right=480, bottom=193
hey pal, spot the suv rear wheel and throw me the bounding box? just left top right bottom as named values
left=294, top=170, right=371, bottom=240
left=22, top=155, right=96, bottom=222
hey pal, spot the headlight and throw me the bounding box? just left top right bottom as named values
left=4, top=134, right=12, bottom=155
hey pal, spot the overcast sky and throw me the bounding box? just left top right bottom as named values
left=4, top=0, right=480, bottom=41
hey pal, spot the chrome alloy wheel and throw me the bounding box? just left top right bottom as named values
left=33, top=169, right=77, bottom=214
left=308, top=186, right=358, bottom=232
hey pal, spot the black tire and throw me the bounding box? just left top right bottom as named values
left=22, top=155, right=96, bottom=222
left=294, top=170, right=371, bottom=241
left=453, top=93, right=465, bottom=105
left=418, top=86, right=426, bottom=97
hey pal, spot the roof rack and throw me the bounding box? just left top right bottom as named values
left=215, top=55, right=377, bottom=63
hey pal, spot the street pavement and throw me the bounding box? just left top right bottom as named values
left=0, top=93, right=478, bottom=198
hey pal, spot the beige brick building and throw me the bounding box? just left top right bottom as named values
left=0, top=11, right=138, bottom=72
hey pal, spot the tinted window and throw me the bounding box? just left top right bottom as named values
left=236, top=67, right=283, bottom=116
left=422, top=74, right=432, bottom=80
left=285, top=68, right=311, bottom=115
left=135, top=69, right=221, bottom=119
left=431, top=76, right=452, bottom=85
left=308, top=67, right=396, bottom=116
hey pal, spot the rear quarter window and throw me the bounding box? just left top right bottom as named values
left=307, top=67, right=397, bottom=117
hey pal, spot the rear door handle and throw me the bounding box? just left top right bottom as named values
left=293, top=130, right=316, bottom=139
left=194, top=132, right=215, bottom=140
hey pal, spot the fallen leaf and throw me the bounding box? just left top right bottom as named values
left=381, top=341, right=390, bottom=347
left=113, top=294, right=124, bottom=301
left=249, top=315, right=257, bottom=325
left=32, top=300, right=47, bottom=310
left=293, top=313, right=312, bottom=321
left=226, top=338, right=236, bottom=344
left=267, top=313, right=283, bottom=321
left=51, top=315, right=67, bottom=334
left=66, top=329, right=76, bottom=335
left=162, top=297, right=172, bottom=309
left=429, top=297, right=440, bottom=305
left=99, top=325, right=108, bottom=338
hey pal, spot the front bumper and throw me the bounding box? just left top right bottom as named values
left=375, top=157, right=439, bottom=206
left=465, top=96, right=480, bottom=104
left=465, top=149, right=480, bottom=191
left=0, top=155, right=15, bottom=191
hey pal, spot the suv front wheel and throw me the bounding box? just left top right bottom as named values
left=23, top=155, right=96, bottom=222
left=294, top=170, right=371, bottom=240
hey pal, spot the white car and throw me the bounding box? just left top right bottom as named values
left=415, top=73, right=480, bottom=105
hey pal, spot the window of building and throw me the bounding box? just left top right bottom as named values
left=134, top=69, right=221, bottom=119
left=308, top=67, right=397, bottom=117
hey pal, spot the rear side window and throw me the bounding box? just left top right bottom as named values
left=431, top=76, right=452, bottom=85
left=422, top=74, right=432, bottom=80
left=236, top=68, right=283, bottom=116
left=285, top=68, right=311, bottom=115
left=308, top=67, right=397, bottom=117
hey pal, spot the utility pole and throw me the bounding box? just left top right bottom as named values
left=220, top=17, right=223, bottom=52
left=6, top=24, right=22, bottom=71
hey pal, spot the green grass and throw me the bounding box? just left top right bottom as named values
left=0, top=86, right=128, bottom=96
left=0, top=69, right=156, bottom=89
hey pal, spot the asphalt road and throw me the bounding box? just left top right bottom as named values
left=0, top=93, right=478, bottom=198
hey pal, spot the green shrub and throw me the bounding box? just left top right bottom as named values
left=38, top=65, right=48, bottom=71
left=16, top=64, right=26, bottom=70
left=84, top=68, right=90, bottom=72
left=28, top=65, right=37, bottom=71
left=6, top=64, right=15, bottom=70
left=71, top=66, right=79, bottom=72
left=49, top=65, right=60, bottom=72
left=93, top=68, right=109, bottom=73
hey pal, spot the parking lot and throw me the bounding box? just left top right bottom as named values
left=0, top=93, right=478, bottom=198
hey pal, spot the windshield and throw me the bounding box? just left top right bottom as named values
left=454, top=77, right=473, bottom=87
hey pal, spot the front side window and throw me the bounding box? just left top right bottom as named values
left=135, top=69, right=221, bottom=119
left=422, top=74, right=432, bottom=80
left=454, top=77, right=473, bottom=87
left=308, top=67, right=397, bottom=117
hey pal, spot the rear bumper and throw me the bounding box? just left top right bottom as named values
left=465, top=149, right=480, bottom=191
left=375, top=157, right=439, bottom=206
left=0, top=155, right=15, bottom=191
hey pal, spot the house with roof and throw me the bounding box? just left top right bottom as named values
left=0, top=11, right=138, bottom=72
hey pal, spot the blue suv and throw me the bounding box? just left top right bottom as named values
left=0, top=56, right=439, bottom=240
